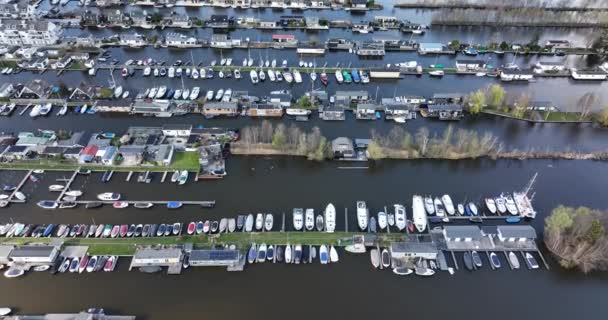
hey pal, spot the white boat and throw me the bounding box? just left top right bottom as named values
left=293, top=208, right=304, bottom=231
left=255, top=213, right=264, bottom=230
left=39, top=103, right=52, bottom=116
left=319, top=245, right=328, bottom=264
left=267, top=69, right=276, bottom=81
left=271, top=59, right=277, bottom=68
left=264, top=213, right=273, bottom=231
left=394, top=204, right=406, bottom=231
left=356, top=201, right=369, bottom=231
left=259, top=70, right=266, bottom=81
left=509, top=252, right=521, bottom=269
left=29, top=104, right=42, bottom=117
left=14, top=192, right=25, bottom=201
left=370, top=249, right=380, bottom=268
left=189, top=87, right=200, bottom=100
left=381, top=248, right=390, bottom=268
left=283, top=71, right=293, bottom=83
left=143, top=67, right=151, bottom=76
left=335, top=70, right=344, bottom=83
left=525, top=252, right=539, bottom=269
left=434, top=197, right=445, bottom=217
left=485, top=198, right=497, bottom=214
left=234, top=69, right=241, bottom=79
left=57, top=104, right=68, bottom=116
left=113, top=86, right=123, bottom=99
left=250, top=70, right=259, bottom=83
left=393, top=267, right=413, bottom=276
left=310, top=72, right=317, bottom=81
left=226, top=58, right=232, bottom=66
left=97, top=192, right=120, bottom=201
left=215, top=89, right=224, bottom=101
left=0, top=307, right=12, bottom=316
left=247, top=58, right=254, bottom=67
left=429, top=70, right=444, bottom=77
left=48, top=184, right=65, bottom=192
left=3, top=268, right=24, bottom=278
left=377, top=212, right=387, bottom=230
left=424, top=196, right=435, bottom=215
left=191, top=68, right=199, bottom=79
left=178, top=170, right=188, bottom=185
left=245, top=214, right=254, bottom=232
left=206, top=90, right=214, bottom=100
left=285, top=108, right=312, bottom=116
left=304, top=209, right=314, bottom=231
left=504, top=195, right=519, bottom=215
left=293, top=70, right=302, bottom=83
left=495, top=197, right=507, bottom=214
left=122, top=91, right=130, bottom=99
left=285, top=244, right=292, bottom=263
left=441, top=194, right=455, bottom=215
left=324, top=203, right=336, bottom=233
left=182, top=89, right=190, bottom=100
left=155, top=86, right=167, bottom=99
left=329, top=246, right=339, bottom=263
left=412, top=195, right=427, bottom=232
left=256, top=243, right=267, bottom=263
left=415, top=260, right=435, bottom=276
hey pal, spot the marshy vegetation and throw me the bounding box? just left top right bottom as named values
left=395, top=0, right=608, bottom=10
left=431, top=8, right=608, bottom=27
left=545, top=206, right=608, bottom=273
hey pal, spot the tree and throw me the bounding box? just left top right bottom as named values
left=487, top=84, right=505, bottom=108
left=499, top=41, right=509, bottom=51
left=513, top=93, right=530, bottom=118
left=366, top=141, right=385, bottom=159
left=597, top=106, right=608, bottom=127
left=584, top=220, right=605, bottom=243
left=577, top=92, right=599, bottom=120
left=467, top=90, right=486, bottom=114
left=591, top=28, right=608, bottom=62
left=545, top=205, right=574, bottom=233
left=296, top=95, right=312, bottom=109
left=271, top=124, right=286, bottom=149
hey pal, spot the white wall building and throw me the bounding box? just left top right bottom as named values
left=0, top=20, right=62, bottom=46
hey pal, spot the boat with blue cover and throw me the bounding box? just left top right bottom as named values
left=506, top=217, right=521, bottom=223
left=43, top=224, right=54, bottom=237
left=248, top=244, right=257, bottom=264
left=167, top=201, right=182, bottom=209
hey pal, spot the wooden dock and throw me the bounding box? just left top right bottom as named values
left=55, top=170, right=80, bottom=202
left=126, top=171, right=133, bottom=182
left=6, top=169, right=33, bottom=203
left=72, top=200, right=216, bottom=207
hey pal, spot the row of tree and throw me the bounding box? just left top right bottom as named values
left=238, top=121, right=330, bottom=161
left=432, top=8, right=608, bottom=27
left=367, top=126, right=501, bottom=159
left=545, top=206, right=607, bottom=273
left=399, top=0, right=608, bottom=9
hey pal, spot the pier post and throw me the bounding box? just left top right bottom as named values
left=535, top=249, right=550, bottom=270
left=344, top=207, right=348, bottom=232
left=281, top=212, right=285, bottom=232
left=450, top=250, right=459, bottom=270
left=384, top=206, right=390, bottom=234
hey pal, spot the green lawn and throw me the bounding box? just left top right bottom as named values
left=542, top=111, right=587, bottom=122
left=170, top=152, right=200, bottom=170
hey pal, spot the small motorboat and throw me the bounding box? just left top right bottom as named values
left=228, top=218, right=236, bottom=233
left=113, top=201, right=129, bottom=209
left=170, top=171, right=179, bottom=183
left=315, top=215, right=324, bottom=231
left=257, top=243, right=267, bottom=263
left=48, top=184, right=65, bottom=192
left=267, top=245, right=274, bottom=261
left=210, top=221, right=219, bottom=233
left=471, top=251, right=482, bottom=268
left=69, top=258, right=80, bottom=272
left=506, top=217, right=521, bottom=223
left=468, top=202, right=479, bottom=216
left=86, top=256, right=98, bottom=272
left=97, top=193, right=120, bottom=201
left=285, top=244, right=293, bottom=264
left=381, top=248, right=390, bottom=268
left=245, top=214, right=254, bottom=232
left=495, top=197, right=507, bottom=214
left=102, top=224, right=113, bottom=237
left=59, top=258, right=71, bottom=273
left=203, top=221, right=210, bottom=233
left=387, top=213, right=395, bottom=227
left=2, top=185, right=16, bottom=192
left=187, top=222, right=196, bottom=235
left=394, top=204, right=406, bottom=231
left=219, top=219, right=227, bottom=233
left=415, top=260, right=435, bottom=276
left=485, top=198, right=497, bottom=214
left=104, top=256, right=117, bottom=272
left=182, top=254, right=190, bottom=269
left=264, top=214, right=273, bottom=231
left=329, top=246, right=339, bottom=263
left=142, top=224, right=150, bottom=237
left=111, top=225, right=121, bottom=238
left=463, top=252, right=474, bottom=271
left=86, top=202, right=103, bottom=209
left=393, top=267, right=413, bottom=276
left=248, top=244, right=257, bottom=264
left=370, top=249, right=380, bottom=268
left=134, top=202, right=153, bottom=209
left=167, top=201, right=182, bottom=209
left=509, top=252, right=521, bottom=269
left=276, top=246, right=284, bottom=262
left=368, top=217, right=377, bottom=233
left=178, top=170, right=188, bottom=185
left=457, top=204, right=465, bottom=215
left=4, top=268, right=25, bottom=278
left=236, top=215, right=244, bottom=231
left=64, top=190, right=83, bottom=197
left=255, top=213, right=264, bottom=231
left=406, top=219, right=414, bottom=232
left=294, top=245, right=302, bottom=264
left=525, top=252, right=539, bottom=269
left=304, top=209, right=314, bottom=231
left=14, top=191, right=26, bottom=201
left=156, top=224, right=166, bottom=237
left=292, top=208, right=304, bottom=231
left=195, top=221, right=204, bottom=234
left=172, top=222, right=181, bottom=235
left=490, top=252, right=501, bottom=269
left=37, top=201, right=58, bottom=209
left=78, top=255, right=89, bottom=273
left=377, top=212, right=387, bottom=230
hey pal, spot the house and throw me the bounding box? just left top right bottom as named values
left=278, top=15, right=305, bottom=27
left=496, top=225, right=537, bottom=242
left=69, top=85, right=96, bottom=101
left=383, top=99, right=414, bottom=120
left=390, top=242, right=439, bottom=260
left=165, top=14, right=192, bottom=29
left=0, top=3, right=35, bottom=19
left=63, top=146, right=83, bottom=160
left=189, top=249, right=240, bottom=267
left=500, top=69, right=534, bottom=81
left=426, top=104, right=463, bottom=120
left=162, top=124, right=192, bottom=137
left=103, top=9, right=126, bottom=25
left=210, top=34, right=237, bottom=49
left=455, top=59, right=486, bottom=72
left=153, top=144, right=174, bottom=166
left=96, top=0, right=123, bottom=6
left=545, top=40, right=570, bottom=51
left=101, top=145, right=118, bottom=165
left=165, top=32, right=198, bottom=48
left=418, top=42, right=444, bottom=54
left=305, top=17, right=324, bottom=29
left=130, top=247, right=182, bottom=268
left=571, top=68, right=608, bottom=81
left=247, top=103, right=284, bottom=117
left=355, top=103, right=378, bottom=120
left=535, top=61, right=566, bottom=72
left=8, top=245, right=60, bottom=264
left=431, top=93, right=464, bottom=105
left=331, top=137, right=354, bottom=158
left=208, top=15, right=230, bottom=28
left=0, top=245, right=13, bottom=264
left=334, top=90, right=369, bottom=104
left=2, top=145, right=31, bottom=160
left=321, top=105, right=346, bottom=121
left=131, top=100, right=171, bottom=115
left=118, top=145, right=145, bottom=166
left=202, top=101, right=239, bottom=117
left=271, top=34, right=298, bottom=48
left=443, top=226, right=483, bottom=242
left=27, top=57, right=49, bottom=70
left=17, top=79, right=49, bottom=99
left=78, top=145, right=99, bottom=163
left=50, top=56, right=72, bottom=69
left=40, top=146, right=67, bottom=157
left=259, top=21, right=277, bottom=29
left=349, top=0, right=368, bottom=10
left=0, top=20, right=62, bottom=46
left=0, top=83, right=14, bottom=98
left=56, top=131, right=90, bottom=148
left=120, top=33, right=146, bottom=47
left=268, top=92, right=292, bottom=107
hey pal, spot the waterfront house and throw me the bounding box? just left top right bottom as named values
left=271, top=34, right=298, bottom=48
left=247, top=103, right=284, bottom=117
left=455, top=59, right=486, bottom=72
left=56, top=131, right=91, bottom=148
left=69, top=85, right=96, bottom=101
left=16, top=79, right=50, bottom=99
left=131, top=247, right=182, bottom=268
left=279, top=15, right=305, bottom=28
left=96, top=0, right=124, bottom=6
left=2, top=145, right=31, bottom=160
left=131, top=100, right=171, bottom=116
left=80, top=11, right=100, bottom=26
left=355, top=42, right=385, bottom=57
left=390, top=242, right=438, bottom=260
left=162, top=124, right=192, bottom=137
left=570, top=68, right=607, bottom=81
left=165, top=32, right=198, bottom=48
left=305, top=17, right=327, bottom=30
left=348, top=0, right=368, bottom=11
left=16, top=133, right=52, bottom=147
left=500, top=69, right=534, bottom=81
left=418, top=42, right=444, bottom=54
left=101, top=145, right=118, bottom=165
left=189, top=249, right=240, bottom=267
left=129, top=11, right=149, bottom=28
left=321, top=105, right=346, bottom=121
left=334, top=90, right=369, bottom=105
left=331, top=137, right=355, bottom=159
left=259, top=21, right=278, bottom=29
left=63, top=146, right=83, bottom=160
left=496, top=225, right=537, bottom=242
left=355, top=103, right=379, bottom=120
left=535, top=61, right=566, bottom=72
left=383, top=99, right=414, bottom=120
left=26, top=57, right=50, bottom=70
left=0, top=3, right=35, bottom=19
left=443, top=226, right=483, bottom=242
left=545, top=40, right=570, bottom=51
left=210, top=34, right=239, bottom=49
left=208, top=14, right=230, bottom=28
left=118, top=145, right=145, bottom=166
left=425, top=104, right=463, bottom=120
left=165, top=14, right=192, bottom=29
left=39, top=146, right=67, bottom=158
left=152, top=144, right=174, bottom=166
left=119, top=33, right=146, bottom=47
left=102, top=9, right=127, bottom=26
left=78, top=145, right=99, bottom=163
left=326, top=38, right=355, bottom=51
left=268, top=92, right=292, bottom=107
left=9, top=245, right=59, bottom=265
left=202, top=101, right=239, bottom=117
left=431, top=93, right=464, bottom=105
left=0, top=20, right=62, bottom=46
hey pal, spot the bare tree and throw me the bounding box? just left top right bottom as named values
left=577, top=92, right=599, bottom=120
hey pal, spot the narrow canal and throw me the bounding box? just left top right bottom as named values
left=0, top=158, right=607, bottom=319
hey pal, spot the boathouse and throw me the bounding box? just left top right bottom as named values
left=500, top=69, right=534, bottom=81
left=202, top=101, right=239, bottom=117
left=69, top=85, right=96, bottom=101
left=321, top=105, right=346, bottom=121
left=535, top=61, right=566, bottom=72
left=1, top=145, right=31, bottom=160
left=162, top=124, right=192, bottom=137
left=189, top=249, right=240, bottom=267
left=152, top=144, right=174, bottom=166
left=443, top=226, right=483, bottom=242
left=131, top=247, right=182, bottom=268
left=369, top=67, right=401, bottom=79
left=455, top=59, right=487, bottom=72
left=101, top=146, right=118, bottom=165
left=9, top=245, right=59, bottom=264
left=418, top=42, right=443, bottom=54
left=78, top=145, right=98, bottom=164
left=331, top=137, right=355, bottom=159
left=355, top=103, right=379, bottom=120
left=247, top=103, right=284, bottom=117
left=496, top=225, right=537, bottom=242
left=17, top=79, right=50, bottom=99
left=390, top=242, right=438, bottom=260
left=334, top=90, right=369, bottom=104
left=426, top=104, right=463, bottom=120
left=0, top=245, right=13, bottom=264
left=571, top=69, right=608, bottom=81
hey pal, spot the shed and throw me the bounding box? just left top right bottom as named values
left=0, top=245, right=14, bottom=264
left=189, top=250, right=240, bottom=267
left=9, top=245, right=59, bottom=264
left=131, top=247, right=182, bottom=267
left=443, top=226, right=483, bottom=242
left=497, top=225, right=537, bottom=242
left=162, top=124, right=192, bottom=137
left=390, top=242, right=439, bottom=260
left=101, top=146, right=118, bottom=165
left=331, top=137, right=354, bottom=158
left=78, top=145, right=98, bottom=164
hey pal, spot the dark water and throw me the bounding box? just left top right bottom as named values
left=1, top=158, right=608, bottom=319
